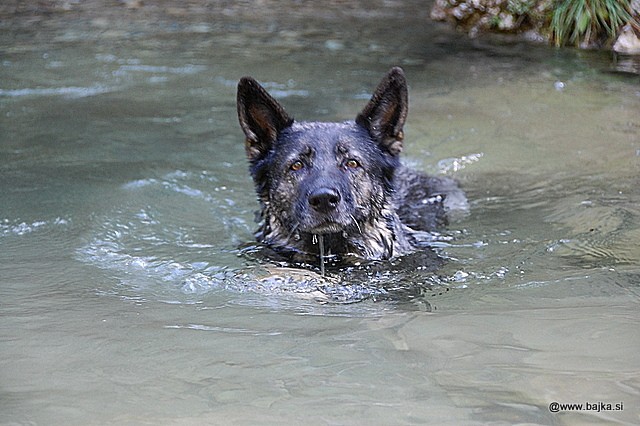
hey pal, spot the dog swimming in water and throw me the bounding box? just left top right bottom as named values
left=237, top=67, right=465, bottom=269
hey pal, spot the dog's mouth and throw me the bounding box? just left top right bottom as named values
left=297, top=209, right=362, bottom=235
left=306, top=221, right=345, bottom=235
left=303, top=214, right=364, bottom=236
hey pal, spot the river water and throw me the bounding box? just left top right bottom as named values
left=1, top=1, right=639, bottom=425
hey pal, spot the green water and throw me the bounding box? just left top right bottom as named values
left=1, top=1, right=639, bottom=424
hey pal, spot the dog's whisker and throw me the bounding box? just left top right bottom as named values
left=350, top=214, right=363, bottom=234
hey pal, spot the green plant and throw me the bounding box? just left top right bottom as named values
left=508, top=0, right=536, bottom=16
left=550, top=0, right=633, bottom=47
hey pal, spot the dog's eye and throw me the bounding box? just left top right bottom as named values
left=290, top=160, right=304, bottom=171
left=345, top=159, right=360, bottom=169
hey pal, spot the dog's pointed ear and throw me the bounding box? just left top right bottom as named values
left=237, top=77, right=293, bottom=161
left=355, top=67, right=408, bottom=156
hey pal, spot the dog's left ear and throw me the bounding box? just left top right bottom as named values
left=355, top=67, right=408, bottom=156
left=237, top=77, right=294, bottom=161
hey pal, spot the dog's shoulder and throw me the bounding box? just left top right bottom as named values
left=394, top=166, right=468, bottom=232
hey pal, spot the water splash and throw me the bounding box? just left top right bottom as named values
left=437, top=152, right=484, bottom=173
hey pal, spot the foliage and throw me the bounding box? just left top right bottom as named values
left=549, top=0, right=633, bottom=47
left=507, top=0, right=537, bottom=16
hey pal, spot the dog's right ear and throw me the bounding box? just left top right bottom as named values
left=237, top=77, right=293, bottom=161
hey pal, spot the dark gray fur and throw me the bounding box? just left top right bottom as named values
left=237, top=67, right=465, bottom=265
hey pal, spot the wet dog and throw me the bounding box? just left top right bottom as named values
left=237, top=67, right=465, bottom=267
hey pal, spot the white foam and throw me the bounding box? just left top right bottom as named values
left=1, top=217, right=70, bottom=236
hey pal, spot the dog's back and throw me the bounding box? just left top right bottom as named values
left=237, top=67, right=466, bottom=266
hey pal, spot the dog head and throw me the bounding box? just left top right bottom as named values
left=237, top=67, right=408, bottom=240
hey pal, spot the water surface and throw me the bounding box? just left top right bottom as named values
left=1, top=1, right=639, bottom=424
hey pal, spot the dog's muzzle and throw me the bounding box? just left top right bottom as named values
left=308, top=187, right=341, bottom=214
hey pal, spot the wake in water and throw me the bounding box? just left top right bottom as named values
left=75, top=170, right=457, bottom=306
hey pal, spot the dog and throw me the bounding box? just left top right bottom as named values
left=237, top=67, right=465, bottom=268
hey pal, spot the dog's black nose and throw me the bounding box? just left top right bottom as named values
left=309, top=188, right=341, bottom=213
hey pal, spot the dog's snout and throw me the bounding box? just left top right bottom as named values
left=309, top=188, right=341, bottom=213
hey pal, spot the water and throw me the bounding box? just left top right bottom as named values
left=1, top=1, right=639, bottom=424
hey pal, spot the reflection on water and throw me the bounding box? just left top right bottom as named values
left=614, top=54, right=640, bottom=75
left=1, top=1, right=639, bottom=424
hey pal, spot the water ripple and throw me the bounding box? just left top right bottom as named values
left=0, top=85, right=113, bottom=98
left=113, top=64, right=206, bottom=75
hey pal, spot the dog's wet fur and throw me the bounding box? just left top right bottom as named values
left=237, top=67, right=466, bottom=267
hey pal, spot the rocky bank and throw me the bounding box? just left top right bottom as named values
left=430, top=0, right=640, bottom=54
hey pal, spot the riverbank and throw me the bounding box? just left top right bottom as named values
left=430, top=0, right=640, bottom=54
